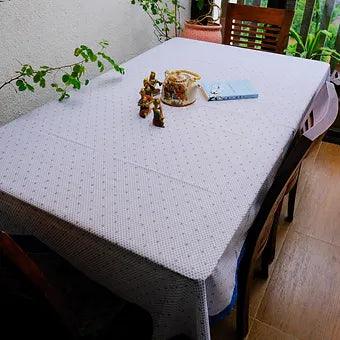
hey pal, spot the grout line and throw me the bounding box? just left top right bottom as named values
left=253, top=318, right=301, bottom=339
left=245, top=317, right=255, bottom=340
left=293, top=229, right=340, bottom=249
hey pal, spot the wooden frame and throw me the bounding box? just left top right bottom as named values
left=0, top=231, right=79, bottom=336
left=236, top=82, right=338, bottom=338
left=0, top=230, right=140, bottom=338
left=222, top=3, right=294, bottom=54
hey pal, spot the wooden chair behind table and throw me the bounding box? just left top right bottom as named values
left=236, top=81, right=338, bottom=338
left=282, top=83, right=333, bottom=223
left=221, top=2, right=294, bottom=54
left=0, top=231, right=152, bottom=339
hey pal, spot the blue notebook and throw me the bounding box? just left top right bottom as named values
left=201, top=80, right=258, bottom=101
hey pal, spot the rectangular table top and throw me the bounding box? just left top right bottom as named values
left=0, top=38, right=329, bottom=281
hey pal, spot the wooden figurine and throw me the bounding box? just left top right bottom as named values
left=152, top=98, right=165, bottom=128
left=143, top=78, right=153, bottom=96
left=138, top=88, right=152, bottom=118
left=148, top=71, right=162, bottom=96
left=138, top=71, right=165, bottom=126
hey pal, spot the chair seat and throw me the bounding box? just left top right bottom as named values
left=30, top=252, right=126, bottom=337
left=3, top=235, right=152, bottom=339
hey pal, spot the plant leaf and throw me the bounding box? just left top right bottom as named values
left=289, top=28, right=305, bottom=50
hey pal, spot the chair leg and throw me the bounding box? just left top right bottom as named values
left=0, top=231, right=78, bottom=338
left=286, top=180, right=298, bottom=222
left=236, top=276, right=250, bottom=339
left=236, top=255, right=253, bottom=340
left=259, top=221, right=278, bottom=279
left=258, top=200, right=282, bottom=280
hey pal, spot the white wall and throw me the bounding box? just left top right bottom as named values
left=0, top=0, right=190, bottom=125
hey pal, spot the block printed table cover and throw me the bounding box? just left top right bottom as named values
left=0, top=38, right=330, bottom=339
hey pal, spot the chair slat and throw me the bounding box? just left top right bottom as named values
left=222, top=4, right=294, bottom=54
left=231, top=28, right=280, bottom=39
left=232, top=20, right=282, bottom=32
left=230, top=39, right=278, bottom=50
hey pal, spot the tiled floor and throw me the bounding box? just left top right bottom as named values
left=211, top=142, right=340, bottom=340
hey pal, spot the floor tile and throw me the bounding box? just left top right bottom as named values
left=249, top=202, right=291, bottom=317
left=292, top=142, right=340, bottom=247
left=257, top=230, right=340, bottom=340
left=248, top=319, right=296, bottom=340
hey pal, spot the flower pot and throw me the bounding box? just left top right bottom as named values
left=181, top=21, right=222, bottom=44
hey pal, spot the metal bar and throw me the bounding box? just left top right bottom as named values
left=318, top=0, right=336, bottom=49
left=299, top=0, right=316, bottom=45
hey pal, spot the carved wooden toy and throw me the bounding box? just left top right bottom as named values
left=138, top=72, right=165, bottom=127
left=152, top=98, right=165, bottom=128
left=138, top=88, right=152, bottom=118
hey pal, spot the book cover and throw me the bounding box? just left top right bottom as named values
left=201, top=79, right=259, bottom=101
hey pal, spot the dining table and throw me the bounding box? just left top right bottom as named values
left=0, top=38, right=330, bottom=340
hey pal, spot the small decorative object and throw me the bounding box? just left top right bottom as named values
left=138, top=88, right=152, bottom=118
left=138, top=71, right=165, bottom=127
left=138, top=73, right=157, bottom=118
left=161, top=70, right=201, bottom=107
left=152, top=98, right=165, bottom=128
left=148, top=71, right=162, bottom=96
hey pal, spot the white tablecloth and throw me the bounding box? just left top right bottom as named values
left=0, top=38, right=329, bottom=339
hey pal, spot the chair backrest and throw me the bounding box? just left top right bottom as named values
left=299, top=85, right=324, bottom=136
left=236, top=81, right=338, bottom=337
left=248, top=81, right=337, bottom=262
left=221, top=3, right=294, bottom=54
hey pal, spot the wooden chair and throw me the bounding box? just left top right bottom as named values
left=221, top=3, right=294, bottom=54
left=236, top=81, right=338, bottom=338
left=0, top=232, right=152, bottom=339
left=282, top=83, right=334, bottom=222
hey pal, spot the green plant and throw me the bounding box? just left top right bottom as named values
left=287, top=28, right=340, bottom=63
left=190, top=0, right=221, bottom=26
left=131, top=0, right=184, bottom=41
left=130, top=0, right=205, bottom=41
left=0, top=40, right=124, bottom=101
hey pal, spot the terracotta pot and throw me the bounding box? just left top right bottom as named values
left=181, top=21, right=222, bottom=44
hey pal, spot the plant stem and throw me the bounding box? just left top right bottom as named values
left=47, top=60, right=85, bottom=72
left=0, top=61, right=85, bottom=91
left=146, top=11, right=165, bottom=39
left=0, top=74, right=21, bottom=90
